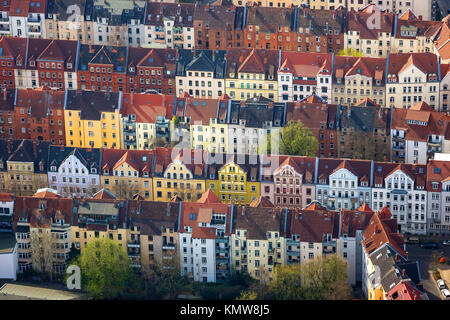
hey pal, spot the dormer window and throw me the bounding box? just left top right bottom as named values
left=91, top=168, right=97, bottom=174
left=67, top=63, right=72, bottom=69
left=103, top=169, right=108, bottom=175
left=30, top=61, right=35, bottom=67
left=51, top=166, right=57, bottom=171
left=129, top=67, right=135, bottom=72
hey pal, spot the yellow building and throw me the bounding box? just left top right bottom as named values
left=225, top=49, right=279, bottom=102
left=71, top=197, right=128, bottom=252
left=3, top=140, right=50, bottom=196
left=64, top=91, right=123, bottom=149
left=207, top=156, right=260, bottom=205
left=231, top=206, right=285, bottom=280
left=153, top=148, right=206, bottom=202
left=100, top=150, right=154, bottom=200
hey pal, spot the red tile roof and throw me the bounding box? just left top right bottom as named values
left=279, top=52, right=333, bottom=77
left=426, top=160, right=450, bottom=191
left=197, top=189, right=220, bottom=204
left=101, top=149, right=154, bottom=176
left=122, top=93, right=174, bottom=123
left=387, top=282, right=423, bottom=300
left=362, top=208, right=407, bottom=258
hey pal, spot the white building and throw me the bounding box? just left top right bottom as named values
left=48, top=146, right=101, bottom=198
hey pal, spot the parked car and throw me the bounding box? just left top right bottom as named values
left=420, top=242, right=439, bottom=249
left=441, top=289, right=450, bottom=299
left=437, top=279, right=446, bottom=290
left=443, top=240, right=450, bottom=246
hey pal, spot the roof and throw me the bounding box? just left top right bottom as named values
left=176, top=49, right=226, bottom=78
left=6, top=140, right=50, bottom=173
left=362, top=208, right=407, bottom=258
left=78, top=44, right=127, bottom=73
left=197, top=189, right=220, bottom=204
left=226, top=48, right=279, bottom=79
left=0, top=233, right=16, bottom=254
left=193, top=4, right=236, bottom=31
left=317, top=158, right=372, bottom=185
left=339, top=210, right=373, bottom=238
left=334, top=56, right=386, bottom=82
left=0, top=284, right=85, bottom=300
left=279, top=52, right=333, bottom=78
left=153, top=147, right=206, bottom=179
left=426, top=160, right=450, bottom=191
left=101, top=149, right=154, bottom=177
left=234, top=206, right=282, bottom=240
left=122, top=93, right=174, bottom=123
left=262, top=154, right=316, bottom=183
left=387, top=282, right=423, bottom=300
left=77, top=201, right=119, bottom=216
left=15, top=89, right=65, bottom=118
left=347, top=9, right=394, bottom=40
left=288, top=210, right=335, bottom=242
left=145, top=3, right=194, bottom=27
left=127, top=47, right=177, bottom=76
left=92, top=188, right=116, bottom=200
left=64, top=90, right=121, bottom=120
left=228, top=99, right=285, bottom=128
left=48, top=146, right=101, bottom=173
left=388, top=53, right=438, bottom=76
left=33, top=188, right=60, bottom=198
left=127, top=200, right=180, bottom=236
left=249, top=196, right=274, bottom=208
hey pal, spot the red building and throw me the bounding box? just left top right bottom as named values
left=29, top=39, right=78, bottom=90
left=0, top=36, right=27, bottom=89
left=13, top=88, right=65, bottom=144
left=286, top=101, right=338, bottom=158
left=126, top=47, right=177, bottom=95
left=0, top=88, right=15, bottom=139
left=77, top=44, right=128, bottom=92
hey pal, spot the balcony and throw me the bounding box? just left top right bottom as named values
left=127, top=240, right=140, bottom=248
left=286, top=250, right=300, bottom=256
left=0, top=17, right=9, bottom=24
left=28, top=16, right=41, bottom=24
left=286, top=239, right=299, bottom=246
left=216, top=237, right=228, bottom=243
left=0, top=25, right=10, bottom=33
left=162, top=242, right=176, bottom=250
left=392, top=144, right=405, bottom=150
left=268, top=248, right=274, bottom=254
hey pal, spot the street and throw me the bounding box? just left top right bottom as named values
left=406, top=243, right=450, bottom=300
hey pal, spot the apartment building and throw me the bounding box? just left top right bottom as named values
left=261, top=155, right=316, bottom=208
left=101, top=148, right=154, bottom=200
left=390, top=101, right=449, bottom=164
left=2, top=139, right=49, bottom=195
left=0, top=193, right=17, bottom=280
left=371, top=162, right=427, bottom=234
left=278, top=52, right=333, bottom=103
left=127, top=200, right=180, bottom=277
left=232, top=205, right=284, bottom=280
left=13, top=189, right=73, bottom=276
left=153, top=147, right=206, bottom=202
left=64, top=90, right=123, bottom=149
left=426, top=160, right=450, bottom=236
left=386, top=52, right=440, bottom=110
left=333, top=56, right=386, bottom=106
left=225, top=48, right=279, bottom=101
left=179, top=191, right=233, bottom=282
left=175, top=49, right=226, bottom=99
left=440, top=64, right=450, bottom=112
left=47, top=146, right=101, bottom=198
left=13, top=88, right=65, bottom=144
left=77, top=44, right=128, bottom=92
left=0, top=37, right=27, bottom=89
left=316, top=158, right=372, bottom=211
left=45, top=0, right=88, bottom=42
left=121, top=93, right=173, bottom=150
left=126, top=47, right=177, bottom=94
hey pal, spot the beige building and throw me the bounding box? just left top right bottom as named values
left=232, top=205, right=285, bottom=280
left=386, top=53, right=440, bottom=109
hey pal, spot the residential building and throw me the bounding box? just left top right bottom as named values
left=126, top=47, right=177, bottom=94
left=101, top=148, right=154, bottom=200
left=278, top=52, right=333, bottom=103
left=175, top=49, right=226, bottom=99
left=13, top=88, right=66, bottom=144
left=64, top=90, right=123, bottom=149
left=0, top=37, right=27, bottom=89
left=426, top=160, right=450, bottom=236
left=127, top=200, right=180, bottom=277
left=45, top=0, right=88, bottom=42
left=13, top=189, right=73, bottom=276
left=0, top=193, right=17, bottom=280
left=225, top=48, right=279, bottom=101
left=77, top=44, right=128, bottom=92
left=316, top=158, right=372, bottom=211
left=47, top=146, right=101, bottom=198
left=179, top=190, right=233, bottom=282
left=390, top=101, right=449, bottom=164
left=372, top=162, right=427, bottom=234
left=153, top=147, right=206, bottom=202
left=232, top=205, right=284, bottom=280
left=386, top=52, right=440, bottom=110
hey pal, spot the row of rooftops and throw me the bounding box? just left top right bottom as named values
left=1, top=138, right=449, bottom=190
left=4, top=85, right=449, bottom=143
left=0, top=35, right=446, bottom=82
left=8, top=185, right=394, bottom=244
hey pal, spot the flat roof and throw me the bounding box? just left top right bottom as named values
left=0, top=233, right=16, bottom=254
left=0, top=283, right=85, bottom=300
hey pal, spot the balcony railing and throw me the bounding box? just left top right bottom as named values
left=127, top=240, right=140, bottom=248
left=162, top=243, right=176, bottom=250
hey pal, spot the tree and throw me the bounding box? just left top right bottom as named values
left=337, top=48, right=364, bottom=57
left=147, top=253, right=189, bottom=299
left=30, top=228, right=54, bottom=280
left=267, top=120, right=319, bottom=156
left=299, top=255, right=352, bottom=300
left=77, top=238, right=135, bottom=299
left=242, top=255, right=352, bottom=300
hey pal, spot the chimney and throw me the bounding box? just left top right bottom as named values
left=402, top=269, right=406, bottom=276
left=33, top=141, right=37, bottom=155
left=2, top=88, right=6, bottom=101
left=7, top=140, right=11, bottom=153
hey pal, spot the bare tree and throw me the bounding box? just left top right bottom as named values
left=30, top=228, right=54, bottom=280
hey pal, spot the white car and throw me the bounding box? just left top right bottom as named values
left=437, top=279, right=446, bottom=289
left=441, top=289, right=450, bottom=299
left=443, top=240, right=450, bottom=246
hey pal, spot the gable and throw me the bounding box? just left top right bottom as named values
left=329, top=168, right=357, bottom=180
